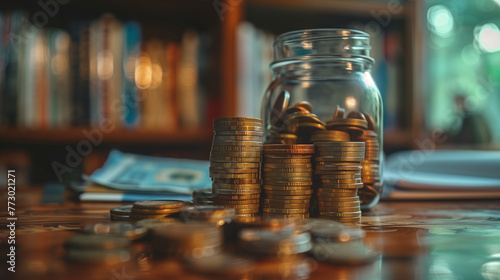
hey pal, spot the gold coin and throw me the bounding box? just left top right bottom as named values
left=212, top=198, right=260, bottom=205
left=214, top=125, right=263, bottom=132
left=213, top=135, right=263, bottom=141
left=315, top=165, right=362, bottom=173
left=318, top=216, right=360, bottom=223
left=262, top=208, right=309, bottom=214
left=209, top=167, right=259, bottom=174
left=263, top=158, right=311, bottom=164
left=262, top=185, right=311, bottom=191
left=320, top=179, right=363, bottom=184
left=213, top=117, right=262, bottom=124
left=211, top=140, right=264, bottom=146
left=319, top=182, right=364, bottom=189
left=215, top=131, right=264, bottom=137
left=131, top=207, right=181, bottom=215
left=262, top=163, right=312, bottom=169
left=315, top=151, right=366, bottom=157
left=261, top=213, right=309, bottom=219
left=317, top=196, right=359, bottom=202
left=317, top=188, right=358, bottom=194
left=319, top=173, right=362, bottom=179
left=294, top=101, right=313, bottom=113
left=264, top=194, right=312, bottom=200
left=212, top=183, right=261, bottom=190
left=262, top=167, right=313, bottom=173
left=210, top=162, right=260, bottom=169
left=318, top=193, right=359, bottom=200
left=262, top=198, right=311, bottom=204
left=133, top=200, right=185, bottom=210
left=210, top=151, right=262, bottom=158
left=217, top=203, right=260, bottom=209
left=318, top=206, right=361, bottom=212
left=318, top=200, right=360, bottom=207
left=231, top=208, right=260, bottom=214
left=264, top=189, right=313, bottom=195
left=319, top=211, right=362, bottom=218
left=212, top=189, right=260, bottom=195
left=210, top=173, right=259, bottom=179
left=209, top=156, right=261, bottom=163
left=212, top=178, right=259, bottom=184
left=214, top=120, right=263, bottom=127
left=263, top=172, right=311, bottom=178
left=261, top=180, right=312, bottom=186
left=110, top=205, right=133, bottom=216
left=263, top=144, right=315, bottom=154
left=262, top=203, right=310, bottom=209
left=326, top=119, right=368, bottom=129
left=262, top=177, right=312, bottom=183
left=315, top=141, right=364, bottom=147
left=211, top=145, right=263, bottom=152
left=211, top=193, right=260, bottom=200
left=311, top=130, right=350, bottom=141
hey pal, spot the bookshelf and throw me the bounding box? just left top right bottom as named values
left=0, top=0, right=420, bottom=181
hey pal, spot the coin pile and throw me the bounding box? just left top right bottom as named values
left=310, top=226, right=380, bottom=265
left=180, top=205, right=235, bottom=226
left=152, top=223, right=223, bottom=259
left=314, top=142, right=364, bottom=224
left=267, top=91, right=325, bottom=144
left=82, top=222, right=148, bottom=240
left=238, top=227, right=312, bottom=257
left=261, top=144, right=314, bottom=219
left=130, top=200, right=185, bottom=221
left=110, top=205, right=132, bottom=221
left=192, top=188, right=213, bottom=205
left=65, top=234, right=131, bottom=265
left=210, top=117, right=264, bottom=217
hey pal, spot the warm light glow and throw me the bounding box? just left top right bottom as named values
left=345, top=97, right=357, bottom=109
left=475, top=23, right=500, bottom=53
left=135, top=54, right=152, bottom=89
left=97, top=50, right=114, bottom=80
left=427, top=5, right=454, bottom=37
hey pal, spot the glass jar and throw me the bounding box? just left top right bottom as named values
left=261, top=29, right=383, bottom=209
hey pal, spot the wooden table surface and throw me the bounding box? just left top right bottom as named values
left=1, top=186, right=500, bottom=280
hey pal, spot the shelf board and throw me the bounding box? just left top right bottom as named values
left=248, top=0, right=408, bottom=19
left=0, top=128, right=213, bottom=146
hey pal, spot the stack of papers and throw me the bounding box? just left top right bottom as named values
left=383, top=150, right=500, bottom=200
left=72, top=150, right=211, bottom=202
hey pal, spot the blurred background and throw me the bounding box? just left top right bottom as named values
left=0, top=0, right=499, bottom=185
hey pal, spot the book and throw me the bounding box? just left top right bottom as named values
left=122, top=22, right=141, bottom=128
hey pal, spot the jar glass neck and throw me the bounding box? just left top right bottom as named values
left=273, top=29, right=372, bottom=62
left=271, top=58, right=372, bottom=79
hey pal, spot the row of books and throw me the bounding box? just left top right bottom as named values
left=0, top=12, right=210, bottom=130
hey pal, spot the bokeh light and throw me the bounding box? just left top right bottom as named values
left=427, top=5, right=454, bottom=37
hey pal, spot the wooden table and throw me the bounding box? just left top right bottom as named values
left=2, top=186, right=500, bottom=280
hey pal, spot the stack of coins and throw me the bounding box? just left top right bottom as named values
left=152, top=223, right=223, bottom=259
left=325, top=111, right=368, bottom=137
left=261, top=144, right=314, bottom=219
left=110, top=205, right=132, bottom=221
left=130, top=200, right=185, bottom=221
left=65, top=235, right=131, bottom=265
left=180, top=205, right=235, bottom=226
left=354, top=127, right=382, bottom=207
left=314, top=142, right=364, bottom=224
left=210, top=117, right=264, bottom=217
left=192, top=188, right=213, bottom=205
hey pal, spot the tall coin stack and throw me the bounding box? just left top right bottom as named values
left=354, top=128, right=381, bottom=207
left=261, top=144, right=314, bottom=219
left=210, top=117, right=264, bottom=217
left=314, top=142, right=365, bottom=224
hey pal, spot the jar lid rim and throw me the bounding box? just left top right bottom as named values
left=270, top=55, right=374, bottom=68
left=274, top=28, right=370, bottom=43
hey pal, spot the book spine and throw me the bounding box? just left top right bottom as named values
left=122, top=22, right=141, bottom=129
